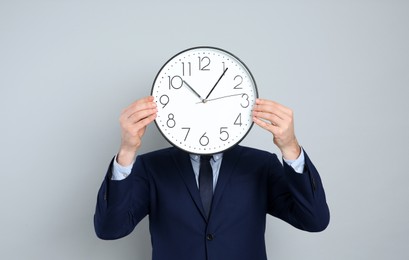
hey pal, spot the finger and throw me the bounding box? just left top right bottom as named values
left=122, top=96, right=156, bottom=119
left=254, top=98, right=292, bottom=118
left=126, top=99, right=156, bottom=119
left=122, top=106, right=157, bottom=127
left=121, top=99, right=156, bottom=122
left=132, top=112, right=157, bottom=134
left=122, top=112, right=157, bottom=141
left=253, top=110, right=285, bottom=127
left=252, top=115, right=280, bottom=134
left=255, top=98, right=290, bottom=111
left=132, top=108, right=157, bottom=123
left=254, top=99, right=294, bottom=128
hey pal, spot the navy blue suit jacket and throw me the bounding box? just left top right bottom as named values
left=94, top=145, right=329, bottom=260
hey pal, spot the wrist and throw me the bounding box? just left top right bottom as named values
left=280, top=140, right=301, bottom=161
left=117, top=147, right=138, bottom=167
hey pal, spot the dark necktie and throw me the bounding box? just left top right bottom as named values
left=199, top=155, right=213, bottom=219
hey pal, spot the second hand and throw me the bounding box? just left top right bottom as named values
left=196, top=93, right=245, bottom=104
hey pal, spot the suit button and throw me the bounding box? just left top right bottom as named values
left=206, top=234, right=214, bottom=241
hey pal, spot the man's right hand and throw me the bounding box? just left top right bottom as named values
left=117, top=96, right=157, bottom=166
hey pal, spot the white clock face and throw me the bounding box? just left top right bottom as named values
left=151, top=46, right=258, bottom=155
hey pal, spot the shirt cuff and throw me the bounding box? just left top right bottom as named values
left=111, top=155, right=133, bottom=181
left=282, top=148, right=305, bottom=174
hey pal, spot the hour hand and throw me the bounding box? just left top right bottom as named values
left=183, top=80, right=205, bottom=102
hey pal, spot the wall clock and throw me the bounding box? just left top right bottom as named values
left=151, top=46, right=258, bottom=155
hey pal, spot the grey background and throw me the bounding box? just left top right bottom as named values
left=1, top=0, right=408, bottom=259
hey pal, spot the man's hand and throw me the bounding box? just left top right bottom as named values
left=117, top=96, right=157, bottom=166
left=252, top=98, right=301, bottom=160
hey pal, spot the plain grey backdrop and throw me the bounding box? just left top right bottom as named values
left=1, top=0, right=408, bottom=259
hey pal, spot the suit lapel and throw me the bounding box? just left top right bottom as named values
left=171, top=148, right=207, bottom=221
left=211, top=145, right=243, bottom=216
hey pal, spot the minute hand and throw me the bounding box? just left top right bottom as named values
left=205, top=67, right=228, bottom=100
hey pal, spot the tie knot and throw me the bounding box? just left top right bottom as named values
left=201, top=155, right=213, bottom=162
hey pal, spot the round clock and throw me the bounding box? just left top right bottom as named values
left=151, top=46, right=258, bottom=155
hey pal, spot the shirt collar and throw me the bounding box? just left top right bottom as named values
left=190, top=153, right=223, bottom=162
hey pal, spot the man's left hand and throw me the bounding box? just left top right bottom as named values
left=252, top=98, right=301, bottom=160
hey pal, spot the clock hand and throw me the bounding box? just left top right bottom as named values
left=196, top=93, right=245, bottom=104
left=204, top=67, right=228, bottom=100
left=182, top=80, right=205, bottom=102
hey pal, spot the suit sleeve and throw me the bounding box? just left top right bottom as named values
left=267, top=149, right=330, bottom=232
left=94, top=156, right=150, bottom=240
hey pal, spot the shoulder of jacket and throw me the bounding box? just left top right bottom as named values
left=139, top=146, right=175, bottom=158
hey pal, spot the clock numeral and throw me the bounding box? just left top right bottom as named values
left=182, top=127, right=190, bottom=141
left=198, top=56, right=211, bottom=71
left=234, top=113, right=242, bottom=126
left=222, top=62, right=226, bottom=72
left=159, top=94, right=169, bottom=108
left=233, top=75, right=243, bottom=89
left=240, top=94, right=250, bottom=108
left=182, top=62, right=191, bottom=76
left=199, top=132, right=209, bottom=146
left=219, top=127, right=229, bottom=141
left=168, top=75, right=183, bottom=90
left=167, top=113, right=176, bottom=128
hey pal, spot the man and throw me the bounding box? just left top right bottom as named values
left=94, top=96, right=330, bottom=260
